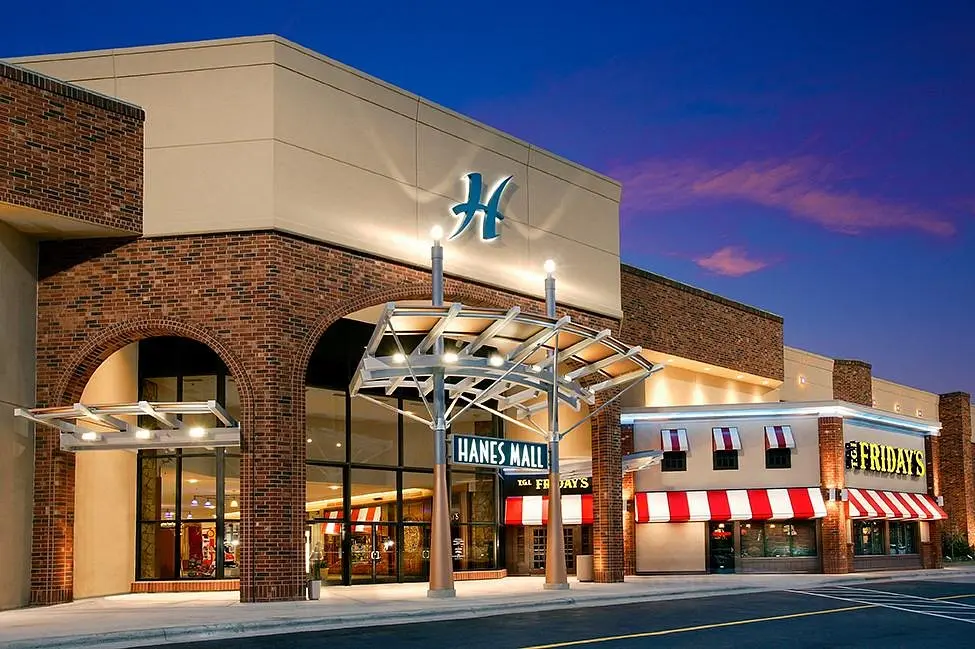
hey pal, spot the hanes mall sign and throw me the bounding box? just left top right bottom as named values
left=845, top=440, right=925, bottom=477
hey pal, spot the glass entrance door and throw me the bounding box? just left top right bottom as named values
left=349, top=523, right=397, bottom=584
left=709, top=522, right=735, bottom=573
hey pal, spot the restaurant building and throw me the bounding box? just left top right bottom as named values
left=0, top=36, right=972, bottom=610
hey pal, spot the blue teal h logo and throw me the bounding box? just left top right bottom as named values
left=450, top=173, right=512, bottom=241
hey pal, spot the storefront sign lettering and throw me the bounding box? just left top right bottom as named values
left=516, top=477, right=591, bottom=491
left=451, top=434, right=548, bottom=470
left=845, top=440, right=925, bottom=477
left=450, top=172, right=512, bottom=241
left=504, top=474, right=593, bottom=496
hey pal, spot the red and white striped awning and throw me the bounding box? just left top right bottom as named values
left=660, top=428, right=688, bottom=452
left=712, top=427, right=742, bottom=451
left=764, top=425, right=796, bottom=449
left=847, top=489, right=946, bottom=521
left=505, top=495, right=594, bottom=526
left=321, top=506, right=383, bottom=534
left=635, top=488, right=827, bottom=523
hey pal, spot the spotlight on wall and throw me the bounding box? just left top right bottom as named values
left=894, top=403, right=902, bottom=413
left=799, top=375, right=807, bottom=385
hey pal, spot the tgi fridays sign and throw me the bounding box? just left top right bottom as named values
left=504, top=475, right=592, bottom=496
left=845, top=440, right=926, bottom=477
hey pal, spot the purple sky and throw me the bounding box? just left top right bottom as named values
left=3, top=1, right=972, bottom=396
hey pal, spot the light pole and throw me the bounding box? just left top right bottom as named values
left=543, top=259, right=569, bottom=590
left=428, top=224, right=455, bottom=598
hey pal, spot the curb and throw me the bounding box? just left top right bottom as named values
left=2, top=569, right=972, bottom=649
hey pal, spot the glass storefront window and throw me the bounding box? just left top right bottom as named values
left=403, top=409, right=434, bottom=468
left=350, top=395, right=398, bottom=466
left=450, top=470, right=496, bottom=524
left=181, top=454, right=218, bottom=521
left=180, top=521, right=218, bottom=578
left=854, top=520, right=884, bottom=555
left=889, top=522, right=918, bottom=555
left=739, top=521, right=817, bottom=557
left=306, top=465, right=344, bottom=520
left=182, top=375, right=218, bottom=429
left=403, top=472, right=433, bottom=522
left=139, top=523, right=177, bottom=580
left=351, top=468, right=398, bottom=522
left=225, top=377, right=241, bottom=422
left=307, top=388, right=347, bottom=462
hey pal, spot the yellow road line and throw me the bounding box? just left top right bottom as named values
left=519, top=604, right=872, bottom=649
left=937, top=594, right=975, bottom=600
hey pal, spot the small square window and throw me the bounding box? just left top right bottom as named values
left=713, top=450, right=739, bottom=471
left=661, top=451, right=687, bottom=472
left=766, top=448, right=792, bottom=469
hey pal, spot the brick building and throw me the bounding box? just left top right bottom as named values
left=0, top=37, right=972, bottom=610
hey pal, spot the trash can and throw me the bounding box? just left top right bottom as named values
left=576, top=554, right=594, bottom=582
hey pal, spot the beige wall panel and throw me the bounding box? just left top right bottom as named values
left=527, top=232, right=621, bottom=318
left=843, top=423, right=927, bottom=494
left=636, top=522, right=705, bottom=572
left=112, top=39, right=276, bottom=77
left=504, top=402, right=592, bottom=459
left=417, top=123, right=528, bottom=224
left=273, top=41, right=418, bottom=119
left=144, top=141, right=274, bottom=237
left=418, top=101, right=529, bottom=164
left=872, top=378, right=938, bottom=420
left=0, top=222, right=36, bottom=610
left=526, top=166, right=618, bottom=254
left=9, top=53, right=116, bottom=83
left=275, top=67, right=416, bottom=185
left=274, top=141, right=421, bottom=262
left=782, top=347, right=833, bottom=402
left=529, top=147, right=620, bottom=202
left=641, top=366, right=774, bottom=408
left=633, top=416, right=821, bottom=492
left=118, top=66, right=274, bottom=149
left=74, top=344, right=139, bottom=598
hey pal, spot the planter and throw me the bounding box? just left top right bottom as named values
left=307, top=579, right=321, bottom=600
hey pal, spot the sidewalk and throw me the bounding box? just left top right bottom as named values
left=3, top=567, right=975, bottom=649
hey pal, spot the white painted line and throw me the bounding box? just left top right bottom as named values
left=788, top=590, right=975, bottom=625
left=835, top=586, right=975, bottom=608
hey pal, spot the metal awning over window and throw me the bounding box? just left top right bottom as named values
left=15, top=400, right=239, bottom=451
left=764, top=425, right=796, bottom=449
left=660, top=428, right=688, bottom=452
left=847, top=489, right=946, bottom=521
left=712, top=427, right=742, bottom=451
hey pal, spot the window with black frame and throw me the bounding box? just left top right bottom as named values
left=739, top=521, right=817, bottom=558
left=661, top=451, right=687, bottom=472
left=889, top=521, right=918, bottom=555
left=765, top=448, right=792, bottom=469
left=854, top=520, right=885, bottom=555
left=713, top=450, right=739, bottom=470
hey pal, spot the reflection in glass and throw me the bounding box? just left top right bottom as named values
left=350, top=396, right=398, bottom=465
left=180, top=521, right=218, bottom=578
left=889, top=521, right=918, bottom=555
left=139, top=523, right=177, bottom=579
left=307, top=388, right=347, bottom=462
left=854, top=520, right=884, bottom=555
left=403, top=472, right=433, bottom=522
left=403, top=410, right=434, bottom=468
left=450, top=471, right=496, bottom=523
left=181, top=454, right=217, bottom=520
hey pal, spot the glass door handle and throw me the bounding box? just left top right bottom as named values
left=371, top=550, right=380, bottom=561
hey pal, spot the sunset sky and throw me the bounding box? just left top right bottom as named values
left=4, top=1, right=972, bottom=395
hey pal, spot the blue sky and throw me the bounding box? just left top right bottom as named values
left=4, top=1, right=972, bottom=395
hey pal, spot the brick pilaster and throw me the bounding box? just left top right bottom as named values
left=832, top=359, right=872, bottom=407
left=937, top=392, right=975, bottom=541
left=29, top=427, right=75, bottom=604
left=819, top=416, right=851, bottom=574
left=591, top=390, right=623, bottom=583
left=923, top=433, right=944, bottom=569
left=621, top=423, right=636, bottom=576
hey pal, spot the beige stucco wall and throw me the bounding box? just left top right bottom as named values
left=871, top=378, right=939, bottom=421
left=843, top=422, right=927, bottom=494
left=636, top=365, right=775, bottom=408
left=633, top=416, right=822, bottom=492
left=73, top=344, right=139, bottom=598
left=780, top=347, right=833, bottom=402
left=635, top=522, right=705, bottom=573
left=11, top=36, right=623, bottom=318
left=0, top=221, right=36, bottom=610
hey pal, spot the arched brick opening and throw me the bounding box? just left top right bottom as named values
left=32, top=317, right=257, bottom=605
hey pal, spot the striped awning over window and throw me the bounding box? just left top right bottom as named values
left=321, top=506, right=383, bottom=535
left=504, top=495, right=594, bottom=526
left=847, top=489, right=946, bottom=521
left=635, top=488, right=827, bottom=523
left=660, top=428, right=689, bottom=452
left=712, top=427, right=742, bottom=451
left=764, top=425, right=796, bottom=449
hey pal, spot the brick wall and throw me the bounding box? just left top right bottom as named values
left=832, top=360, right=873, bottom=406
left=620, top=265, right=784, bottom=380
left=32, top=231, right=620, bottom=603
left=0, top=62, right=143, bottom=234
left=590, top=389, right=623, bottom=582
left=938, top=392, right=975, bottom=541
left=818, top=417, right=850, bottom=574
left=620, top=424, right=636, bottom=576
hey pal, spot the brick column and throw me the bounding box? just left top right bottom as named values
left=591, top=390, right=623, bottom=583
left=832, top=359, right=873, bottom=406
left=621, top=423, right=636, bottom=576
left=922, top=433, right=944, bottom=569
left=819, top=416, right=851, bottom=574
left=30, top=427, right=76, bottom=604
left=937, top=392, right=975, bottom=542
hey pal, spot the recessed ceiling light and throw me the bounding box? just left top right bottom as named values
left=392, top=352, right=405, bottom=364
left=666, top=358, right=674, bottom=363
left=336, top=442, right=342, bottom=447
left=488, top=354, right=503, bottom=367
left=187, top=479, right=199, bottom=484
left=736, top=375, right=744, bottom=380
left=329, top=485, right=340, bottom=491
left=189, top=427, right=206, bottom=438
left=307, top=438, right=313, bottom=443
left=704, top=367, right=712, bottom=372
left=443, top=352, right=459, bottom=363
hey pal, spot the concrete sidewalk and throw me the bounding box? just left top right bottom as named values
left=3, top=567, right=975, bottom=649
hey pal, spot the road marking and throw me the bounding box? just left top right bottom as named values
left=518, top=604, right=871, bottom=649
left=838, top=586, right=975, bottom=607
left=938, top=593, right=975, bottom=600
left=788, top=588, right=975, bottom=625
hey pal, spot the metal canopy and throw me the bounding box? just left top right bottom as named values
left=15, top=400, right=240, bottom=451
left=350, top=303, right=663, bottom=439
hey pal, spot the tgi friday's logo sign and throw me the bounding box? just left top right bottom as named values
left=845, top=440, right=926, bottom=477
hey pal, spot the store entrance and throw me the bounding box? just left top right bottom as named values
left=708, top=522, right=735, bottom=573
left=349, top=523, right=397, bottom=584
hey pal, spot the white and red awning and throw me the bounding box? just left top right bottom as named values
left=712, top=427, right=742, bottom=451
left=635, top=488, right=827, bottom=523
left=764, top=425, right=796, bottom=449
left=847, top=489, right=946, bottom=521
left=660, top=428, right=689, bottom=452
left=321, top=506, right=383, bottom=535
left=505, top=495, right=594, bottom=526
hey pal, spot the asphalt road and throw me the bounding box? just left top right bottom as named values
left=169, top=579, right=975, bottom=648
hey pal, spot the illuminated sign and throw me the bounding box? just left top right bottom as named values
left=450, top=172, right=512, bottom=241
left=451, top=434, right=547, bottom=470
left=845, top=440, right=925, bottom=477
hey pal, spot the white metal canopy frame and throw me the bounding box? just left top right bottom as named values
left=349, top=303, right=662, bottom=437
left=15, top=400, right=240, bottom=451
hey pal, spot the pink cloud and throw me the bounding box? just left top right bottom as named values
left=695, top=246, right=770, bottom=277
left=613, top=156, right=957, bottom=237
